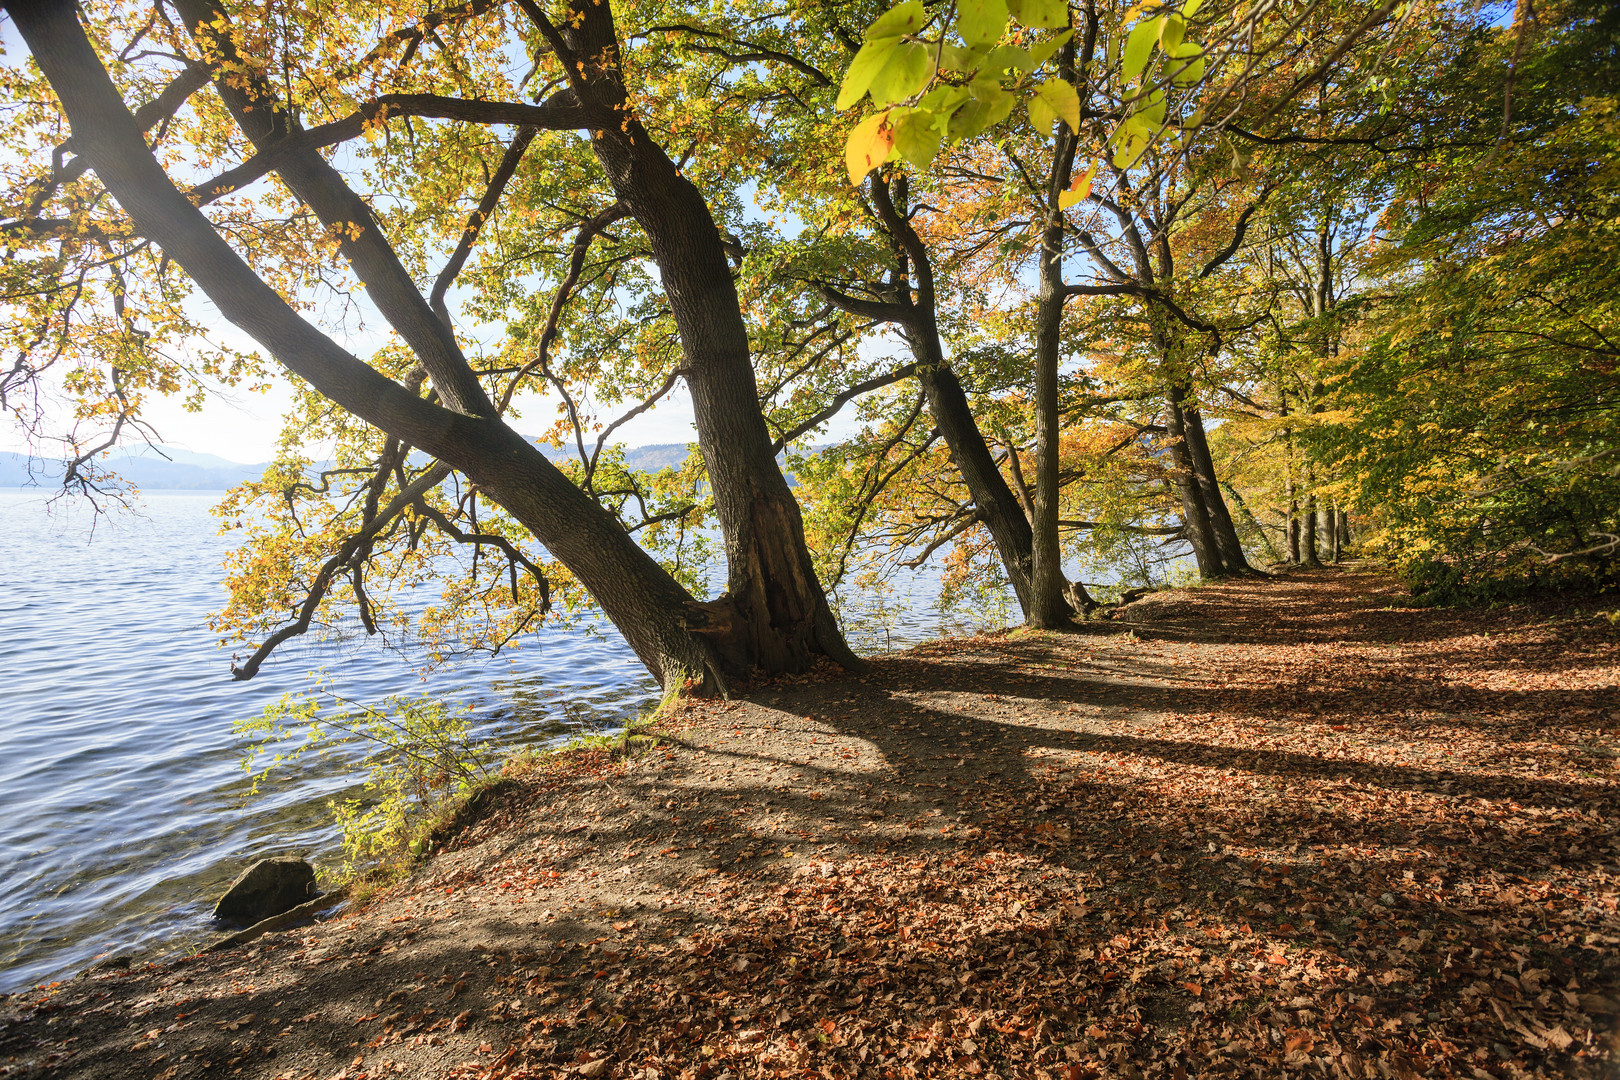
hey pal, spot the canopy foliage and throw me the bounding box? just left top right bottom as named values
left=2, top=0, right=1615, bottom=690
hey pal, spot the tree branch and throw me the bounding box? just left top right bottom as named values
left=188, top=91, right=590, bottom=205
left=772, top=362, right=917, bottom=452
left=902, top=508, right=983, bottom=568
left=232, top=462, right=453, bottom=679
left=1198, top=183, right=1279, bottom=279
left=642, top=24, right=832, bottom=86
left=430, top=125, right=539, bottom=326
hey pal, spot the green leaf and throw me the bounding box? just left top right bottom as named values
left=1138, top=87, right=1167, bottom=126
left=1029, top=92, right=1056, bottom=136
left=837, top=38, right=902, bottom=110
left=919, top=84, right=971, bottom=113
left=891, top=107, right=944, bottom=167
left=1169, top=42, right=1205, bottom=84
left=845, top=110, right=894, bottom=186
left=1183, top=0, right=1204, bottom=15
left=1112, top=133, right=1147, bottom=169
left=1122, top=16, right=1162, bottom=83
left=1032, top=79, right=1081, bottom=133
left=1024, top=29, right=1074, bottom=68
left=1159, top=13, right=1185, bottom=52
left=1007, top=0, right=1067, bottom=29
left=939, top=42, right=991, bottom=71
left=868, top=41, right=936, bottom=105
left=957, top=0, right=1010, bottom=46
left=983, top=43, right=1035, bottom=73
left=867, top=0, right=928, bottom=40
left=948, top=97, right=994, bottom=140
left=949, top=80, right=1016, bottom=140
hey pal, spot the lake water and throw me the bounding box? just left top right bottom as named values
left=0, top=488, right=984, bottom=992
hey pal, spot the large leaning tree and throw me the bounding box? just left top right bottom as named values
left=2, top=0, right=863, bottom=690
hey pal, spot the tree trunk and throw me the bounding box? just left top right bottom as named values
left=12, top=0, right=736, bottom=690
left=823, top=175, right=1050, bottom=621
left=1164, top=398, right=1225, bottom=578
left=557, top=0, right=858, bottom=676
left=1281, top=389, right=1300, bottom=564
left=1302, top=471, right=1323, bottom=568
left=1179, top=397, right=1254, bottom=574
left=1023, top=33, right=1086, bottom=628
left=906, top=333, right=1040, bottom=616
left=1030, top=275, right=1071, bottom=627
left=1328, top=500, right=1341, bottom=563
left=1286, top=459, right=1301, bottom=564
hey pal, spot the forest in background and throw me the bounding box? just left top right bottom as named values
left=1, top=0, right=1615, bottom=691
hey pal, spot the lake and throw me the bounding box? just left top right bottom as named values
left=0, top=488, right=985, bottom=992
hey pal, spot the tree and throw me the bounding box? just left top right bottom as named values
left=3, top=0, right=858, bottom=689
left=1318, top=0, right=1620, bottom=595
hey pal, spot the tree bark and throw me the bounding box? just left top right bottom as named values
left=527, top=0, right=861, bottom=675
left=1180, top=399, right=1255, bottom=574
left=173, top=0, right=495, bottom=420
left=1302, top=468, right=1323, bottom=568
left=7, top=0, right=747, bottom=691
left=906, top=332, right=1041, bottom=617
left=1164, top=396, right=1225, bottom=578
left=1024, top=29, right=1086, bottom=628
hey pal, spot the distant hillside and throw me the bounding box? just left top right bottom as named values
left=525, top=441, right=693, bottom=473
left=614, top=443, right=692, bottom=472
left=0, top=449, right=267, bottom=491
left=2, top=442, right=700, bottom=491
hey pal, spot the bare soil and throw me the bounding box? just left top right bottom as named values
left=3, top=567, right=1618, bottom=1079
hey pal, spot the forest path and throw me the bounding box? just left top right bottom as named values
left=4, top=567, right=1618, bottom=1079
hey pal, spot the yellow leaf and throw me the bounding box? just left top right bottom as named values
left=845, top=112, right=894, bottom=186
left=1032, top=79, right=1081, bottom=133
left=1058, top=160, right=1099, bottom=208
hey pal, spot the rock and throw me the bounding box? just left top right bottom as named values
left=212, top=857, right=317, bottom=924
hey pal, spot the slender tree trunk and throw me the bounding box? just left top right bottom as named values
left=1302, top=467, right=1323, bottom=568
left=13, top=1, right=732, bottom=689
left=1165, top=398, right=1225, bottom=578
left=558, top=0, right=857, bottom=675
left=1281, top=388, right=1300, bottom=563
left=824, top=175, right=1050, bottom=620
left=906, top=331, right=1041, bottom=615
left=1029, top=164, right=1077, bottom=625
left=1285, top=441, right=1300, bottom=563
left=1338, top=508, right=1352, bottom=549
left=1022, top=30, right=1088, bottom=627
left=1180, top=400, right=1254, bottom=574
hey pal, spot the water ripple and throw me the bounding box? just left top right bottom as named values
left=0, top=488, right=985, bottom=993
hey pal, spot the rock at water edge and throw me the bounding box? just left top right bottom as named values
left=212, top=857, right=317, bottom=924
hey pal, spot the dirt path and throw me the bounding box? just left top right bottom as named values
left=4, top=568, right=1618, bottom=1079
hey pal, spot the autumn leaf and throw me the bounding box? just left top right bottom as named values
left=845, top=112, right=895, bottom=186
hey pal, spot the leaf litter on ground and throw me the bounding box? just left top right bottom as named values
left=2, top=568, right=1616, bottom=1080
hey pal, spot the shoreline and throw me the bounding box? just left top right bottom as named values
left=3, top=568, right=1618, bottom=1079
